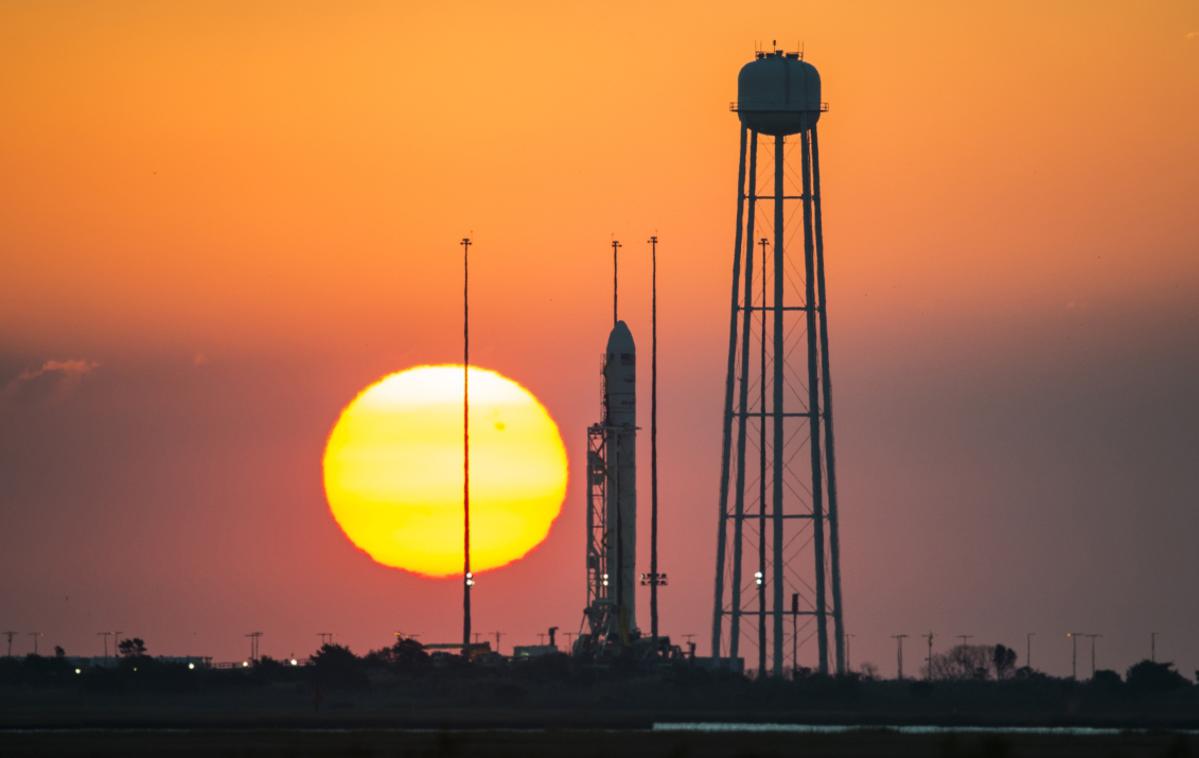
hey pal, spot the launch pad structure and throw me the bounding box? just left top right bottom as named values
left=566, top=50, right=847, bottom=675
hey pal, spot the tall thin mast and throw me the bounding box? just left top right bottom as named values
left=460, top=237, right=473, bottom=656
left=648, top=235, right=660, bottom=645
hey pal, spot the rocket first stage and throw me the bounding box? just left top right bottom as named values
left=583, top=320, right=638, bottom=644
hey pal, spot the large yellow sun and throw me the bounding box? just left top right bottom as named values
left=322, top=365, right=568, bottom=577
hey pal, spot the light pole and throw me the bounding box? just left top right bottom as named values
left=754, top=569, right=766, bottom=676
left=28, top=632, right=41, bottom=656
left=3, top=631, right=16, bottom=658
left=461, top=236, right=473, bottom=658
left=246, top=631, right=262, bottom=662
left=1067, top=632, right=1083, bottom=680
left=892, top=634, right=908, bottom=680
left=1085, top=633, right=1101, bottom=677
left=923, top=632, right=935, bottom=680
left=683, top=633, right=697, bottom=659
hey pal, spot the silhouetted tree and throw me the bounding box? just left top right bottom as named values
left=1012, top=665, right=1049, bottom=681
left=388, top=637, right=430, bottom=672
left=309, top=643, right=367, bottom=689
left=992, top=644, right=1017, bottom=679
left=1090, top=669, right=1122, bottom=692
left=1126, top=660, right=1189, bottom=694
left=53, top=646, right=65, bottom=659
left=363, top=637, right=430, bottom=671
left=117, top=638, right=147, bottom=658
left=930, top=645, right=992, bottom=680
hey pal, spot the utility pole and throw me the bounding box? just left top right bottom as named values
left=537, top=632, right=547, bottom=645
left=1085, top=633, right=1101, bottom=677
left=246, top=631, right=262, bottom=662
left=845, top=634, right=855, bottom=672
left=461, top=236, right=474, bottom=658
left=317, top=632, right=333, bottom=646
left=3, top=631, right=16, bottom=658
left=1150, top=632, right=1158, bottom=663
left=1026, top=632, right=1035, bottom=670
left=564, top=631, right=576, bottom=652
left=923, top=632, right=935, bottom=680
left=892, top=634, right=908, bottom=680
left=1067, top=632, right=1082, bottom=680
left=791, top=593, right=799, bottom=677
left=611, top=239, right=622, bottom=325
left=956, top=634, right=973, bottom=647
left=648, top=234, right=661, bottom=648
left=492, top=631, right=504, bottom=654
left=28, top=632, right=41, bottom=656
left=112, top=631, right=123, bottom=656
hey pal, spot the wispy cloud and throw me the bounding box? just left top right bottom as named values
left=1, top=358, right=100, bottom=407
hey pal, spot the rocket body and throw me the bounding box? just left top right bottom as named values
left=603, top=320, right=637, bottom=634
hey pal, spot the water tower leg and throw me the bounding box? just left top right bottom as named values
left=712, top=126, right=749, bottom=658
left=801, top=129, right=829, bottom=676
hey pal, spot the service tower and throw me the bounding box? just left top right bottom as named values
left=711, top=49, right=846, bottom=676
left=584, top=321, right=638, bottom=646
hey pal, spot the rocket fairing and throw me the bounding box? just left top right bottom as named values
left=603, top=320, right=637, bottom=634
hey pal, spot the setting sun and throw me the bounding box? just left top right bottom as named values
left=322, top=365, right=568, bottom=578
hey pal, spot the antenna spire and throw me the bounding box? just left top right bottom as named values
left=611, top=239, right=622, bottom=325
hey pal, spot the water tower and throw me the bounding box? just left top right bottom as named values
left=710, top=49, right=846, bottom=676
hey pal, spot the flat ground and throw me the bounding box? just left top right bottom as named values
left=1, top=728, right=1197, bottom=758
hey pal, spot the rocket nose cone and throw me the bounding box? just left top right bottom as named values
left=607, top=320, right=635, bottom=354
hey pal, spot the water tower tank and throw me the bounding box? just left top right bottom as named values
left=736, top=51, right=822, bottom=135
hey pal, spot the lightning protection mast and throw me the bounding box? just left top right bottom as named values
left=461, top=237, right=474, bottom=658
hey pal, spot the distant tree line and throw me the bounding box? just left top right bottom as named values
left=2, top=636, right=1196, bottom=723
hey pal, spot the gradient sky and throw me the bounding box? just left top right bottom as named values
left=2, top=1, right=1197, bottom=677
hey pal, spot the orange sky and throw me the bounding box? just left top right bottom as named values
left=5, top=1, right=1195, bottom=355
left=2, top=2, right=1197, bottom=674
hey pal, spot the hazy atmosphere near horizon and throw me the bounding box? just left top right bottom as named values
left=2, top=1, right=1198, bottom=681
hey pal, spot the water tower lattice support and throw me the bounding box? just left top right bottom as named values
left=710, top=51, right=845, bottom=677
